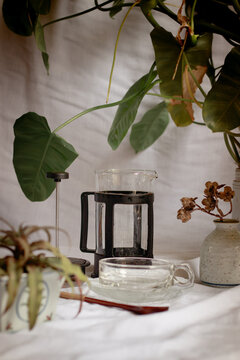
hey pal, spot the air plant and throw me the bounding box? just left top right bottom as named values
left=177, top=181, right=235, bottom=223
left=0, top=219, right=87, bottom=330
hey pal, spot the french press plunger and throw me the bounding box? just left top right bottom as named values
left=80, top=169, right=158, bottom=277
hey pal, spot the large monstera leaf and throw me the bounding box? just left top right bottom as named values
left=203, top=46, right=240, bottom=132
left=151, top=27, right=212, bottom=126
left=13, top=112, right=78, bottom=202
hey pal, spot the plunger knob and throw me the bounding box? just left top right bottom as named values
left=47, top=172, right=69, bottom=182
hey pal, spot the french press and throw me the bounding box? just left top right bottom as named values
left=80, top=169, right=158, bottom=277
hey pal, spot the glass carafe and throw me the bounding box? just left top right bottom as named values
left=80, top=169, right=158, bottom=276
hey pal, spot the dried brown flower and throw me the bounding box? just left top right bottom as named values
left=202, top=197, right=216, bottom=211
left=177, top=208, right=192, bottom=223
left=177, top=180, right=234, bottom=222
left=218, top=186, right=235, bottom=202
left=204, top=181, right=219, bottom=197
left=180, top=197, right=196, bottom=211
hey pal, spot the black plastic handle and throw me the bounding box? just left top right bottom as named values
left=80, top=192, right=96, bottom=253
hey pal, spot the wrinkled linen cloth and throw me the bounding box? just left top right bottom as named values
left=0, top=258, right=240, bottom=360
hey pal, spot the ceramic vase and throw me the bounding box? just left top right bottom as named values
left=0, top=269, right=64, bottom=332
left=200, top=219, right=240, bottom=287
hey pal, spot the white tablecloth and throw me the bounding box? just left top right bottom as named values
left=1, top=258, right=240, bottom=360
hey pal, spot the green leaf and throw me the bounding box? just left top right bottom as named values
left=130, top=102, right=169, bottom=152
left=2, top=0, right=35, bottom=36
left=13, top=112, right=78, bottom=202
left=29, top=240, right=87, bottom=283
left=109, top=0, right=124, bottom=18
left=108, top=68, right=157, bottom=150
left=203, top=46, right=240, bottom=132
left=5, top=257, right=23, bottom=313
left=26, top=265, right=43, bottom=330
left=29, top=0, right=51, bottom=14
left=0, top=236, right=15, bottom=247
left=34, top=20, right=49, bottom=74
left=15, top=236, right=30, bottom=268
left=151, top=27, right=212, bottom=126
left=0, top=268, right=7, bottom=276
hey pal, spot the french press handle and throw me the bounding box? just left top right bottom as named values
left=80, top=192, right=96, bottom=253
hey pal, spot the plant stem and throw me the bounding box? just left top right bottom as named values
left=194, top=201, right=232, bottom=221
left=141, top=4, right=161, bottom=29
left=172, top=31, right=188, bottom=80
left=194, top=206, right=222, bottom=220
left=193, top=121, right=206, bottom=126
left=106, top=0, right=140, bottom=103
left=53, top=78, right=159, bottom=133
left=190, top=0, right=198, bottom=33
left=53, top=102, right=123, bottom=133
left=229, top=135, right=240, bottom=162
left=183, top=53, right=207, bottom=98
left=224, top=132, right=239, bottom=164
left=156, top=0, right=178, bottom=23
left=146, top=92, right=201, bottom=103
left=94, top=0, right=133, bottom=11
left=184, top=64, right=203, bottom=109
left=194, top=19, right=240, bottom=44
left=225, top=130, right=240, bottom=137
left=213, top=187, right=224, bottom=218
left=43, top=0, right=115, bottom=28
left=233, top=0, right=240, bottom=15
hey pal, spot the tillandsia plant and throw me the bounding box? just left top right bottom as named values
left=0, top=219, right=87, bottom=330
left=177, top=181, right=235, bottom=223
left=2, top=0, right=240, bottom=201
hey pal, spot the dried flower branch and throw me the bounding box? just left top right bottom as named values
left=177, top=181, right=235, bottom=223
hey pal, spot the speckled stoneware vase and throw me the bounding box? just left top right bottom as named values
left=200, top=219, right=240, bottom=287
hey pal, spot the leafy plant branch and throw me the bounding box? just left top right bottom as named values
left=2, top=0, right=240, bottom=201
left=53, top=78, right=161, bottom=134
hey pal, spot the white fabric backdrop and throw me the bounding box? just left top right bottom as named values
left=0, top=1, right=235, bottom=262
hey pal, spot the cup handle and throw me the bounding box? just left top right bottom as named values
left=173, top=263, right=195, bottom=288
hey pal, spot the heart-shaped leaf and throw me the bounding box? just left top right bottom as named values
left=108, top=67, right=157, bottom=150
left=13, top=112, right=78, bottom=202
left=130, top=102, right=169, bottom=152
left=203, top=46, right=240, bottom=132
left=2, top=0, right=36, bottom=36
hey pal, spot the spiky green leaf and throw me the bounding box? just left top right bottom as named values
left=27, top=265, right=43, bottom=330
left=5, top=257, right=23, bottom=312
left=30, top=241, right=88, bottom=284
left=0, top=268, right=7, bottom=276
